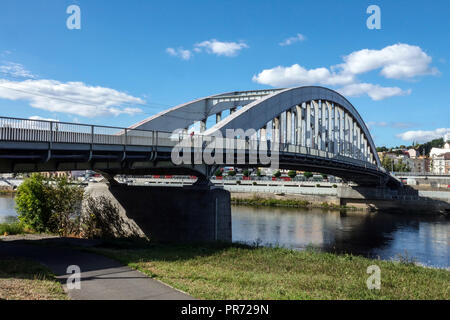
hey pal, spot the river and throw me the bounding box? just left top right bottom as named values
left=0, top=196, right=448, bottom=268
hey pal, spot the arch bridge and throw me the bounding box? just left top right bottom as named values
left=0, top=86, right=399, bottom=187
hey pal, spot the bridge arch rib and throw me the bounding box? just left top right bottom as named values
left=201, top=86, right=381, bottom=167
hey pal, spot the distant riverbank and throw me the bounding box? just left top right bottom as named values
left=231, top=195, right=358, bottom=211
left=0, top=189, right=16, bottom=196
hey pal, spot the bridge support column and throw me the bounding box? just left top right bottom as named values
left=295, top=105, right=302, bottom=146
left=85, top=183, right=232, bottom=243
left=339, top=107, right=344, bottom=155
left=273, top=116, right=280, bottom=143
left=306, top=102, right=311, bottom=148
left=326, top=101, right=333, bottom=153
left=312, top=100, right=319, bottom=149
left=286, top=110, right=292, bottom=144
left=321, top=101, right=326, bottom=151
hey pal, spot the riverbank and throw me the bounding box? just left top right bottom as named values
left=85, top=240, right=449, bottom=300
left=0, top=258, right=67, bottom=300
left=0, top=188, right=16, bottom=195
left=231, top=195, right=358, bottom=210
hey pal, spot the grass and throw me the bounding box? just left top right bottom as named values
left=0, top=221, right=27, bottom=236
left=0, top=258, right=67, bottom=300
left=231, top=196, right=356, bottom=210
left=0, top=189, right=16, bottom=195
left=88, top=241, right=450, bottom=300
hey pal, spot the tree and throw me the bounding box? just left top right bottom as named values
left=287, top=170, right=297, bottom=179
left=49, top=177, right=84, bottom=236
left=303, top=172, right=313, bottom=180
left=15, top=174, right=84, bottom=235
left=15, top=173, right=54, bottom=233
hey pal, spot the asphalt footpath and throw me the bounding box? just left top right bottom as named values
left=0, top=238, right=194, bottom=300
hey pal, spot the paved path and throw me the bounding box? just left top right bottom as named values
left=0, top=240, right=193, bottom=300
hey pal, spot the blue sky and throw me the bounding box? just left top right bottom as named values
left=0, top=0, right=449, bottom=147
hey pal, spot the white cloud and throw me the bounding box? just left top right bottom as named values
left=252, top=43, right=437, bottom=101
left=0, top=62, right=35, bottom=78
left=29, top=115, right=59, bottom=122
left=0, top=79, right=145, bottom=118
left=252, top=64, right=354, bottom=87
left=396, top=128, right=450, bottom=142
left=338, top=83, right=411, bottom=101
left=339, top=43, right=438, bottom=79
left=194, top=39, right=248, bottom=57
left=279, top=33, right=306, bottom=46
left=166, top=47, right=192, bottom=60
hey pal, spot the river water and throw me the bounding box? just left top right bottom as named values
left=0, top=196, right=448, bottom=268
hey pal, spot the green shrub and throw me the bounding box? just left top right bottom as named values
left=316, top=184, right=321, bottom=187
left=287, top=170, right=297, bottom=179
left=236, top=180, right=241, bottom=185
left=15, top=173, right=84, bottom=235
left=214, top=169, right=223, bottom=177
left=228, top=170, right=236, bottom=177
left=303, top=172, right=313, bottom=179
left=332, top=184, right=338, bottom=188
left=273, top=170, right=281, bottom=178
left=243, top=170, right=250, bottom=177
left=0, top=221, right=26, bottom=235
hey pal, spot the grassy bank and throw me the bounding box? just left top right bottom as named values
left=0, top=258, right=67, bottom=300
left=0, top=221, right=27, bottom=236
left=231, top=196, right=356, bottom=210
left=89, top=241, right=450, bottom=300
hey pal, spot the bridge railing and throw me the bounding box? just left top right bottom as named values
left=0, top=116, right=380, bottom=171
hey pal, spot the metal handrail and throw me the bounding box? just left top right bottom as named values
left=0, top=116, right=380, bottom=170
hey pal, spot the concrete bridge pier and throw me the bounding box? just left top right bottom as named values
left=84, top=183, right=232, bottom=243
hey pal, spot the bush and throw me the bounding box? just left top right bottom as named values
left=256, top=169, right=262, bottom=177
left=236, top=180, right=241, bottom=185
left=252, top=181, right=257, bottom=186
left=287, top=170, right=297, bottom=179
left=15, top=174, right=84, bottom=236
left=316, top=184, right=321, bottom=187
left=227, top=170, right=236, bottom=177
left=273, top=170, right=281, bottom=178
left=303, top=172, right=313, bottom=179
left=243, top=170, right=250, bottom=177
left=0, top=221, right=26, bottom=235
left=332, top=184, right=338, bottom=188
left=214, top=169, right=223, bottom=177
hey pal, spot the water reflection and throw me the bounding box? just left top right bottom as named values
left=0, top=195, right=16, bottom=223
left=232, top=206, right=449, bottom=268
